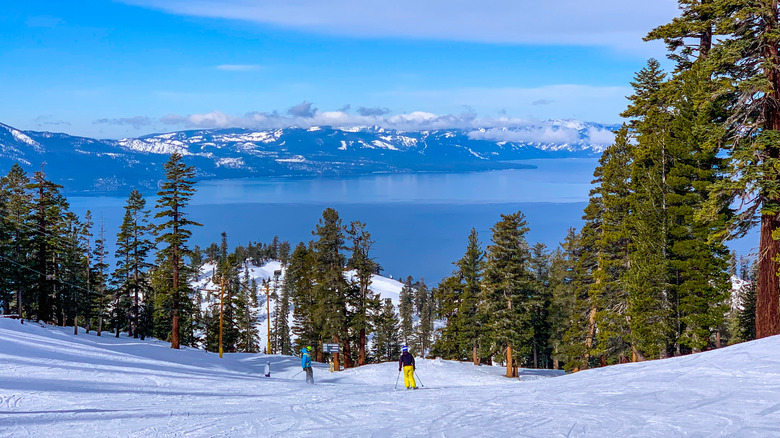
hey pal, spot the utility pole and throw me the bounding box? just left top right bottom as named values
left=219, top=276, right=225, bottom=358
left=266, top=280, right=271, bottom=354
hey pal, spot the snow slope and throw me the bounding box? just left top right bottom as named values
left=1, top=318, right=779, bottom=436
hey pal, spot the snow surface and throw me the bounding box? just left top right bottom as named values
left=2, top=317, right=779, bottom=436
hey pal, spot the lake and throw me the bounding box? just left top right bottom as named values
left=68, top=158, right=757, bottom=285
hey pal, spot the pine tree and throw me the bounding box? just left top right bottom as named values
left=528, top=242, right=552, bottom=368
left=59, top=211, right=86, bottom=332
left=346, top=220, right=379, bottom=366
left=291, top=242, right=317, bottom=353
left=278, top=241, right=292, bottom=266
left=481, top=211, right=535, bottom=377
left=28, top=167, right=69, bottom=323
left=114, top=190, right=155, bottom=338
left=373, top=298, right=400, bottom=362
left=560, top=219, right=599, bottom=371
left=415, top=280, right=434, bottom=357
left=93, top=218, right=110, bottom=336
left=706, top=1, right=780, bottom=338
left=399, top=277, right=415, bottom=346
left=312, top=208, right=350, bottom=369
left=457, top=228, right=484, bottom=364
left=622, top=60, right=675, bottom=361
left=590, top=127, right=633, bottom=365
left=737, top=260, right=758, bottom=342
left=430, top=274, right=463, bottom=360
left=547, top=229, right=578, bottom=370
left=154, top=153, right=202, bottom=349
left=0, top=164, right=32, bottom=318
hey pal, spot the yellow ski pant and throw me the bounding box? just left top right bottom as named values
left=403, top=365, right=416, bottom=388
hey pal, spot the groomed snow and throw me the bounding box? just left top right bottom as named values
left=2, top=318, right=779, bottom=436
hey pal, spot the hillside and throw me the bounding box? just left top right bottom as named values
left=191, top=260, right=405, bottom=350
left=0, top=121, right=616, bottom=192
left=1, top=317, right=778, bottom=436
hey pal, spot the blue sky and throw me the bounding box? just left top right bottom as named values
left=0, top=0, right=679, bottom=138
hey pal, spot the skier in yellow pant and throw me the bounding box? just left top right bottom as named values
left=398, top=345, right=417, bottom=389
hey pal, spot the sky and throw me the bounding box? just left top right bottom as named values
left=0, top=1, right=680, bottom=139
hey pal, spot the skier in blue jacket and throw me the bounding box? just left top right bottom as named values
left=301, top=346, right=314, bottom=384
left=399, top=346, right=417, bottom=389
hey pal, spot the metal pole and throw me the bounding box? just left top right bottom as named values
left=266, top=281, right=271, bottom=354
left=219, top=277, right=225, bottom=359
left=414, top=371, right=424, bottom=387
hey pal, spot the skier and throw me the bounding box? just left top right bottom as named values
left=398, top=345, right=417, bottom=390
left=302, top=346, right=314, bottom=384
left=264, top=361, right=271, bottom=378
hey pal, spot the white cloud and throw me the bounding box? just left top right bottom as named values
left=467, top=124, right=616, bottom=146
left=121, top=0, right=678, bottom=51
left=586, top=126, right=618, bottom=146
left=468, top=127, right=580, bottom=144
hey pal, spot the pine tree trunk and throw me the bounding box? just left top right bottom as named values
left=632, top=346, right=644, bottom=362
left=358, top=327, right=366, bottom=366
left=473, top=341, right=479, bottom=366
left=757, top=4, right=780, bottom=339
left=584, top=305, right=597, bottom=368
left=505, top=344, right=513, bottom=378
left=332, top=336, right=340, bottom=371
left=756, top=214, right=780, bottom=338
left=171, top=243, right=180, bottom=349
left=343, top=339, right=353, bottom=368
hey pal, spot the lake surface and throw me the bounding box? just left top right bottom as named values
left=68, top=158, right=757, bottom=284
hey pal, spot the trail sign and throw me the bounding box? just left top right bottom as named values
left=322, top=343, right=340, bottom=353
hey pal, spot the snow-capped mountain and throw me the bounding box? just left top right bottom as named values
left=0, top=122, right=617, bottom=192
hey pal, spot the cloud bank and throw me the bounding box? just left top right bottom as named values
left=154, top=107, right=616, bottom=146
left=122, top=0, right=678, bottom=51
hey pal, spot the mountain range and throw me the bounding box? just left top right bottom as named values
left=0, top=121, right=616, bottom=193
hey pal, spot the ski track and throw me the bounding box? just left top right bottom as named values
left=2, top=319, right=780, bottom=436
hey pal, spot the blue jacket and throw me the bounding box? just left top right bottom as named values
left=399, top=351, right=415, bottom=370
left=302, top=351, right=312, bottom=369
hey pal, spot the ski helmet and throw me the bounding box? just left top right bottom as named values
left=402, top=345, right=408, bottom=352
left=306, top=346, right=312, bottom=351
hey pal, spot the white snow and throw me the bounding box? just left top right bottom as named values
left=372, top=139, right=399, bottom=151
left=6, top=126, right=44, bottom=152
left=2, top=317, right=779, bottom=436
left=215, top=157, right=245, bottom=168
left=275, top=155, right=306, bottom=163
left=119, top=138, right=190, bottom=155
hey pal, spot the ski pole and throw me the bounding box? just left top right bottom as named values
left=414, top=370, right=424, bottom=387
left=292, top=369, right=304, bottom=378
left=394, top=370, right=401, bottom=389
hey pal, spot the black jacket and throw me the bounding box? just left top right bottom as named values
left=399, top=351, right=415, bottom=370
